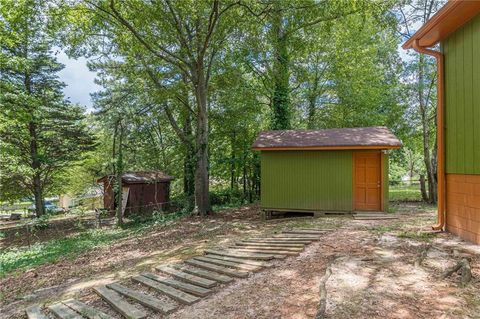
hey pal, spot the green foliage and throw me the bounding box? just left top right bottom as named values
left=389, top=184, right=422, bottom=202
left=0, top=0, right=95, bottom=211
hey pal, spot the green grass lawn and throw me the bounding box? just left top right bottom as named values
left=389, top=184, right=422, bottom=202
left=0, top=228, right=130, bottom=276
left=0, top=211, right=188, bottom=277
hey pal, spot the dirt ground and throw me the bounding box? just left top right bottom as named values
left=2, top=202, right=480, bottom=319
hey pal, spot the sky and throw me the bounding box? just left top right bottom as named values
left=57, top=51, right=101, bottom=111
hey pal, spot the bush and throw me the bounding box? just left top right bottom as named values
left=209, top=188, right=244, bottom=206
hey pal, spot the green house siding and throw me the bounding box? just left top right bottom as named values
left=260, top=151, right=354, bottom=211
left=443, top=14, right=480, bottom=174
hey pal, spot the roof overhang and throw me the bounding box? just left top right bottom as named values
left=253, top=145, right=401, bottom=151
left=403, top=0, right=480, bottom=49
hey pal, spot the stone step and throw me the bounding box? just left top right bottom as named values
left=218, top=249, right=287, bottom=259
left=94, top=286, right=147, bottom=319
left=272, top=235, right=320, bottom=240
left=245, top=238, right=313, bottom=244
left=106, top=282, right=177, bottom=314
left=142, top=272, right=211, bottom=297
left=48, top=303, right=83, bottom=319
left=282, top=230, right=325, bottom=235
left=193, top=256, right=261, bottom=271
left=204, top=254, right=273, bottom=268
left=25, top=305, right=48, bottom=319
left=204, top=249, right=275, bottom=260
left=237, top=241, right=306, bottom=248
left=172, top=265, right=233, bottom=283
left=231, top=244, right=304, bottom=252
left=185, top=259, right=249, bottom=278
left=62, top=299, right=114, bottom=319
left=156, top=266, right=217, bottom=288
left=230, top=247, right=299, bottom=256
left=132, top=275, right=199, bottom=305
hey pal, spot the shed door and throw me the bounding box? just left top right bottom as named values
left=354, top=151, right=382, bottom=211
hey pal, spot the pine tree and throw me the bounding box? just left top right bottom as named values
left=0, top=0, right=95, bottom=216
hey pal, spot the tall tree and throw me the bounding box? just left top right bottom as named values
left=0, top=0, right=95, bottom=216
left=58, top=0, right=248, bottom=215
left=397, top=0, right=447, bottom=203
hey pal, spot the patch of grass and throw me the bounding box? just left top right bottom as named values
left=389, top=184, right=422, bottom=202
left=0, top=228, right=129, bottom=276
left=0, top=211, right=188, bottom=277
left=397, top=231, right=437, bottom=241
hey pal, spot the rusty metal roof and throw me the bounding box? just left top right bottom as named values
left=252, top=126, right=401, bottom=150
left=98, top=171, right=174, bottom=184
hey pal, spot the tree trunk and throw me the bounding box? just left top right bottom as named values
left=418, top=54, right=436, bottom=204
left=271, top=4, right=291, bottom=130
left=29, top=121, right=44, bottom=217
left=115, top=123, right=124, bottom=226
left=420, top=174, right=428, bottom=202
left=192, top=66, right=211, bottom=216
left=182, top=109, right=195, bottom=199
left=230, top=131, right=236, bottom=191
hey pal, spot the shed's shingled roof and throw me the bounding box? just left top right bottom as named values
left=98, top=171, right=174, bottom=184
left=252, top=126, right=401, bottom=150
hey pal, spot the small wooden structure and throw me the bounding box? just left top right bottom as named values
left=252, top=127, right=401, bottom=214
left=404, top=1, right=480, bottom=244
left=98, top=171, right=173, bottom=216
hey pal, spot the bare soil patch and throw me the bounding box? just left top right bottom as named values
left=2, top=203, right=480, bottom=319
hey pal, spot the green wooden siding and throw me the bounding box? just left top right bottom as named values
left=443, top=14, right=480, bottom=174
left=260, top=151, right=353, bottom=211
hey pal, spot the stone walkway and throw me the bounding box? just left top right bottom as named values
left=25, top=229, right=329, bottom=319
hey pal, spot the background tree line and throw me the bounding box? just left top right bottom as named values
left=0, top=0, right=443, bottom=219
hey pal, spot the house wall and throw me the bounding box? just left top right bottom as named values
left=261, top=150, right=354, bottom=212
left=443, top=14, right=480, bottom=243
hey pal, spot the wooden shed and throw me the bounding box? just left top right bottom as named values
left=98, top=171, right=173, bottom=216
left=252, top=127, right=401, bottom=214
left=404, top=1, right=480, bottom=244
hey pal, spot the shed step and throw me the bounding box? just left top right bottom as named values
left=132, top=275, right=199, bottom=305
left=204, top=249, right=275, bottom=260
left=204, top=254, right=272, bottom=268
left=156, top=266, right=217, bottom=288
left=94, top=286, right=147, bottom=319
left=62, top=299, right=114, bottom=319
left=142, top=272, right=211, bottom=297
left=48, top=303, right=83, bottom=319
left=185, top=259, right=249, bottom=278
left=26, top=305, right=48, bottom=319
left=172, top=265, right=233, bottom=283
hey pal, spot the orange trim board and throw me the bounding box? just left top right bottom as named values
left=252, top=145, right=400, bottom=151
left=403, top=0, right=480, bottom=49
